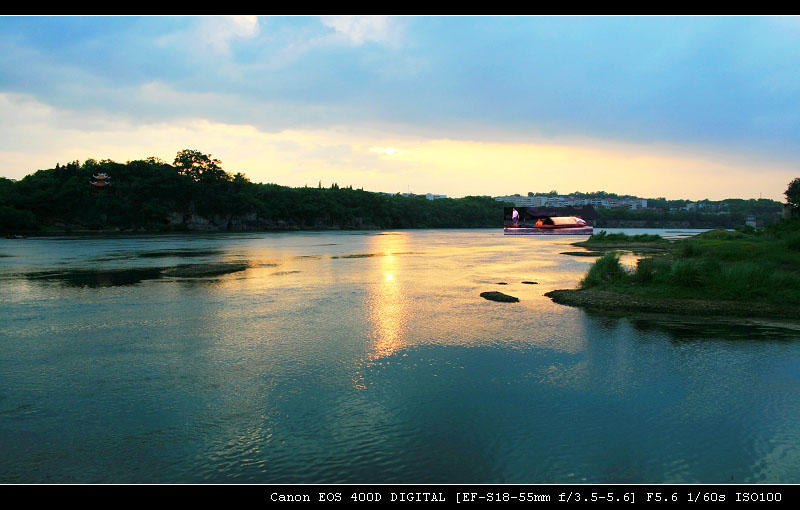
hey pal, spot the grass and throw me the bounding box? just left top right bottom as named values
left=578, top=220, right=800, bottom=306
left=785, top=231, right=800, bottom=252
left=573, top=230, right=673, bottom=253
left=584, top=230, right=670, bottom=244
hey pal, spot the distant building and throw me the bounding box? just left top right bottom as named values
left=494, top=195, right=541, bottom=207
left=425, top=193, right=447, bottom=200
left=496, top=194, right=650, bottom=209
left=745, top=215, right=757, bottom=228
left=545, top=197, right=568, bottom=208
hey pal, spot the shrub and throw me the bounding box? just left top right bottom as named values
left=633, top=256, right=672, bottom=283
left=785, top=231, right=800, bottom=252
left=581, top=252, right=628, bottom=288
left=701, top=258, right=722, bottom=275
left=718, top=262, right=773, bottom=298
left=721, top=263, right=800, bottom=294
left=670, top=259, right=705, bottom=288
left=766, top=271, right=800, bottom=291
left=678, top=239, right=703, bottom=257
left=696, top=229, right=743, bottom=241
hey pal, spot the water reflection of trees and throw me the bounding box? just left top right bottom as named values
left=583, top=310, right=800, bottom=342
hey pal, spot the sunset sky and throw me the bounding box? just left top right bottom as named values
left=1, top=16, right=798, bottom=201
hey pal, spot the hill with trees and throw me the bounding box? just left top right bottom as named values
left=0, top=151, right=503, bottom=233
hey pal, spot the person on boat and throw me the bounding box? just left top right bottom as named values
left=512, top=208, right=519, bottom=226
left=535, top=218, right=543, bottom=227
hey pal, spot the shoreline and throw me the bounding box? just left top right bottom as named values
left=3, top=226, right=503, bottom=238
left=570, top=240, right=674, bottom=253
left=545, top=289, right=800, bottom=320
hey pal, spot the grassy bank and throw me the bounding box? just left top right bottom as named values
left=548, top=222, right=800, bottom=318
left=571, top=230, right=673, bottom=253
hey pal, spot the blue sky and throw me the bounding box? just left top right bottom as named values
left=1, top=16, right=798, bottom=200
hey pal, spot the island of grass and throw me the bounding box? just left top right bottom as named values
left=569, top=230, right=674, bottom=254
left=546, top=221, right=800, bottom=320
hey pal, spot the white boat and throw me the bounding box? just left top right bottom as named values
left=504, top=216, right=593, bottom=235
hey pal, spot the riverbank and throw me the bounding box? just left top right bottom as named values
left=545, top=289, right=800, bottom=319
left=547, top=224, right=800, bottom=320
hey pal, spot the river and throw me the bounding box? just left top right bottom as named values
left=1, top=229, right=798, bottom=483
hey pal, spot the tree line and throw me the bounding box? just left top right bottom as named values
left=0, top=150, right=504, bottom=233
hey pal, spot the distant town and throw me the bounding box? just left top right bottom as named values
left=493, top=193, right=648, bottom=210
left=392, top=190, right=782, bottom=220
left=491, top=192, right=788, bottom=227
left=391, top=190, right=770, bottom=213
left=490, top=191, right=775, bottom=213
left=389, top=193, right=448, bottom=201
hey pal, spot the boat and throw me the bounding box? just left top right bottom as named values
left=504, top=216, right=593, bottom=235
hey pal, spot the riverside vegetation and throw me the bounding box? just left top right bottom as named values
left=546, top=220, right=800, bottom=319
left=0, top=150, right=503, bottom=233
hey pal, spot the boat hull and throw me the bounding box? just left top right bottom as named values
left=504, top=226, right=593, bottom=235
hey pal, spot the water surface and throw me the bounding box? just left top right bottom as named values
left=1, top=229, right=798, bottom=483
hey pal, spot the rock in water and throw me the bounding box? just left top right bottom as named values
left=480, top=291, right=519, bottom=303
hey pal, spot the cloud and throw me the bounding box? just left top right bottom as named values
left=178, top=15, right=261, bottom=55
left=148, top=15, right=260, bottom=59
left=1, top=93, right=796, bottom=201
left=2, top=17, right=800, bottom=173
left=320, top=16, right=403, bottom=46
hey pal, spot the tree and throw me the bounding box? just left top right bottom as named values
left=145, top=156, right=166, bottom=165
left=786, top=177, right=800, bottom=209
left=173, top=150, right=228, bottom=182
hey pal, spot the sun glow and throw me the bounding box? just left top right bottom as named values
left=369, top=146, right=402, bottom=156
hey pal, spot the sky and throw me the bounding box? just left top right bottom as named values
left=1, top=15, right=798, bottom=201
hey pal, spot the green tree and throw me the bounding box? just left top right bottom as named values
left=173, top=150, right=228, bottom=182
left=786, top=177, right=800, bottom=209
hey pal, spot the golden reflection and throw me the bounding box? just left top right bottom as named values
left=367, top=236, right=408, bottom=361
